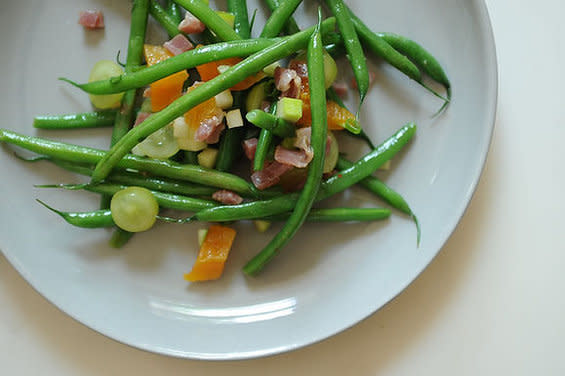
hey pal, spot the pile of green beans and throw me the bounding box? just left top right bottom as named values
left=0, top=1, right=453, bottom=277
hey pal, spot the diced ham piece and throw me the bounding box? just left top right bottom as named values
left=291, top=127, right=332, bottom=164
left=274, top=67, right=302, bottom=98
left=274, top=146, right=312, bottom=168
left=78, top=10, right=105, bottom=29
left=163, top=34, right=194, bottom=56
left=212, top=190, right=243, bottom=205
left=332, top=82, right=349, bottom=97
left=178, top=13, right=205, bottom=34
left=133, top=112, right=151, bottom=127
left=242, top=138, right=258, bottom=160
left=251, top=161, right=293, bottom=190
left=288, top=60, right=309, bottom=79
left=195, top=108, right=225, bottom=144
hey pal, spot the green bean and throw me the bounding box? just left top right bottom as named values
left=326, top=87, right=375, bottom=149
left=377, top=31, right=451, bottom=112
left=335, top=157, right=412, bottom=214
left=48, top=183, right=218, bottom=212
left=90, top=18, right=336, bottom=183
left=262, top=0, right=300, bottom=35
left=193, top=122, right=416, bottom=222
left=260, top=0, right=303, bottom=38
left=105, top=0, right=150, bottom=245
left=109, top=229, right=134, bottom=248
left=62, top=39, right=281, bottom=95
left=215, top=91, right=246, bottom=172
left=378, top=32, right=450, bottom=92
left=336, top=156, right=420, bottom=243
left=324, top=0, right=369, bottom=106
left=33, top=111, right=117, bottom=129
left=110, top=0, right=149, bottom=143
left=216, top=127, right=245, bottom=172
left=183, top=150, right=199, bottom=165
left=149, top=0, right=189, bottom=40
left=246, top=109, right=296, bottom=137
left=347, top=9, right=447, bottom=103
left=172, top=0, right=241, bottom=41
left=243, top=11, right=328, bottom=275
left=166, top=0, right=182, bottom=23
left=253, top=103, right=276, bottom=171
left=266, top=207, right=390, bottom=222
left=37, top=200, right=115, bottom=228
left=228, top=0, right=251, bottom=39
left=62, top=19, right=337, bottom=95
left=40, top=204, right=390, bottom=229
left=45, top=158, right=218, bottom=197
left=0, top=129, right=256, bottom=195
left=113, top=0, right=149, bottom=142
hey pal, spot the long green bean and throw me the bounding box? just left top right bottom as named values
left=47, top=183, right=218, bottom=212
left=336, top=156, right=421, bottom=244
left=62, top=39, right=281, bottom=95
left=0, top=129, right=256, bottom=195
left=44, top=158, right=218, bottom=197
left=244, top=11, right=327, bottom=275
left=33, top=111, right=117, bottom=129
left=39, top=204, right=390, bottom=229
left=348, top=9, right=447, bottom=102
left=325, top=0, right=369, bottom=106
left=266, top=207, right=390, bottom=222
left=105, top=0, right=150, bottom=244
left=90, top=18, right=336, bottom=184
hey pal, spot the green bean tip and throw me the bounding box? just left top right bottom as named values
left=58, top=77, right=83, bottom=89
left=34, top=183, right=89, bottom=190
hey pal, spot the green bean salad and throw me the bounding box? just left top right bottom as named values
left=0, top=0, right=450, bottom=279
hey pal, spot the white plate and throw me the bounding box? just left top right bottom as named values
left=0, top=0, right=496, bottom=360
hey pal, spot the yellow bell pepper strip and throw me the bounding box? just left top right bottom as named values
left=143, top=44, right=189, bottom=111
left=184, top=225, right=237, bottom=281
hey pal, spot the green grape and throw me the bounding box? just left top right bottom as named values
left=88, top=60, right=125, bottom=109
left=110, top=187, right=159, bottom=232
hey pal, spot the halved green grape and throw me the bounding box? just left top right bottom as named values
left=110, top=187, right=159, bottom=232
left=131, top=123, right=179, bottom=159
left=88, top=60, right=125, bottom=109
left=294, top=51, right=337, bottom=89
left=322, top=50, right=338, bottom=89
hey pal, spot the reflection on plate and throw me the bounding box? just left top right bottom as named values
left=0, top=0, right=496, bottom=360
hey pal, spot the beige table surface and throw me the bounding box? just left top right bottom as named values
left=2, top=0, right=565, bottom=374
